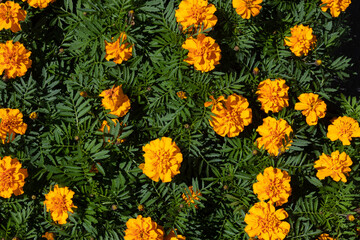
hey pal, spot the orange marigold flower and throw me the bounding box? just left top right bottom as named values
left=29, top=112, right=38, bottom=120
left=182, top=34, right=221, bottom=72
left=99, top=85, right=131, bottom=117
left=284, top=24, right=316, bottom=57
left=175, top=0, right=217, bottom=33
left=253, top=167, right=291, bottom=206
left=177, top=91, right=187, bottom=99
left=0, top=108, right=27, bottom=144
left=165, top=229, right=186, bottom=240
left=256, top=117, right=293, bottom=156
left=124, top=215, right=164, bottom=240
left=317, top=233, right=336, bottom=240
left=182, top=186, right=201, bottom=208
left=105, top=32, right=133, bottom=64
left=327, top=116, right=360, bottom=145
left=232, top=0, right=263, bottom=19
left=0, top=40, right=32, bottom=79
left=42, top=232, right=55, bottom=240
left=22, top=0, right=55, bottom=9
left=0, top=1, right=27, bottom=33
left=294, top=93, right=326, bottom=126
left=141, top=137, right=183, bottom=182
left=314, top=151, right=352, bottom=182
left=0, top=156, right=28, bottom=198
left=43, top=185, right=77, bottom=225
left=208, top=93, right=252, bottom=137
left=244, top=201, right=290, bottom=240
left=320, top=0, right=351, bottom=17
left=256, top=79, right=289, bottom=113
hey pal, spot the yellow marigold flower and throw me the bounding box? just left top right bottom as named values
left=294, top=93, right=326, bottom=126
left=42, top=232, right=55, bottom=240
left=208, top=93, right=252, bottom=137
left=141, top=137, right=183, bottom=182
left=43, top=185, right=77, bottom=225
left=175, top=0, right=217, bottom=33
left=253, top=167, right=291, bottom=206
left=105, top=32, right=133, bottom=64
left=177, top=91, right=187, bottom=99
left=244, top=201, right=290, bottom=240
left=256, top=79, right=289, bottom=113
left=256, top=117, right=293, bottom=156
left=0, top=108, right=27, bottom=144
left=0, top=156, right=28, bottom=198
left=165, top=229, right=186, bottom=240
left=29, top=112, right=38, bottom=120
left=232, top=0, right=263, bottom=19
left=284, top=24, right=316, bottom=57
left=317, top=233, right=336, bottom=240
left=347, top=214, right=355, bottom=221
left=124, top=215, right=164, bottom=240
left=0, top=40, right=32, bottom=79
left=320, top=0, right=351, bottom=17
left=22, top=0, right=55, bottom=9
left=182, top=34, right=221, bottom=72
left=314, top=151, right=352, bottom=182
left=182, top=186, right=201, bottom=208
left=99, top=85, right=131, bottom=117
left=327, top=116, right=360, bottom=145
left=0, top=1, right=26, bottom=33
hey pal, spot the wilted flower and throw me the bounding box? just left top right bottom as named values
left=44, top=185, right=77, bottom=224
left=327, top=116, right=360, bottom=145
left=99, top=85, right=131, bottom=117
left=314, top=151, right=352, bottom=182
left=41, top=232, right=55, bottom=240
left=105, top=32, right=133, bottom=64
left=0, top=156, right=28, bottom=198
left=182, top=34, right=221, bottom=72
left=22, top=0, right=56, bottom=8
left=140, top=137, right=183, bottom=182
left=0, top=108, right=27, bottom=144
left=182, top=186, right=201, bottom=208
left=320, top=0, right=351, bottom=17
left=284, top=24, right=316, bottom=57
left=124, top=215, right=164, bottom=240
left=256, top=79, right=289, bottom=113
left=177, top=91, right=187, bottom=99
left=294, top=93, right=326, bottom=125
left=232, top=0, right=263, bottom=19
left=0, top=1, right=27, bottom=33
left=165, top=229, right=186, bottom=240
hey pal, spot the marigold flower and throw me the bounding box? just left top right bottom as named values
left=0, top=40, right=32, bottom=79
left=0, top=108, right=27, bottom=144
left=347, top=214, right=355, bottom=221
left=124, top=215, right=164, bottom=240
left=320, top=0, right=351, bottom=17
left=253, top=167, right=291, bottom=206
left=182, top=186, right=201, bottom=208
left=42, top=232, right=55, bottom=240
left=141, top=137, right=183, bottom=182
left=22, top=0, right=56, bottom=9
left=105, top=32, right=133, bottom=64
left=317, top=233, right=336, bottom=240
left=256, top=117, right=293, bottom=156
left=284, top=24, right=316, bottom=57
left=314, top=151, right=352, bottom=182
left=232, top=0, right=263, bottom=19
left=244, top=201, right=290, bottom=240
left=29, top=112, right=38, bottom=120
left=0, top=1, right=26, bottom=33
left=177, top=91, right=187, bottom=99
left=0, top=156, right=28, bottom=198
left=99, top=85, right=131, bottom=117
left=43, top=185, right=77, bottom=224
left=208, top=93, right=252, bottom=137
left=294, top=93, right=326, bottom=125
left=175, top=0, right=217, bottom=33
left=256, top=79, right=289, bottom=113
left=165, top=229, right=186, bottom=240
left=182, top=34, right=221, bottom=72
left=327, top=116, right=360, bottom=145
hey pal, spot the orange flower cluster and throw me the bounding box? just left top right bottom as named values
left=182, top=186, right=202, bottom=208
left=140, top=137, right=183, bottom=182
left=22, top=0, right=56, bottom=9
left=0, top=1, right=27, bottom=33
left=0, top=108, right=27, bottom=144
left=320, top=0, right=351, bottom=17
left=317, top=233, right=336, bottom=240
left=0, top=40, right=32, bottom=79
left=256, top=79, right=289, bottom=113
left=99, top=85, right=131, bottom=117
left=207, top=93, right=252, bottom=137
left=284, top=24, right=316, bottom=57
left=182, top=34, right=221, bottom=72
left=177, top=91, right=187, bottom=99
left=232, top=0, right=263, bottom=19
left=44, top=184, right=77, bottom=224
left=327, top=116, right=360, bottom=145
left=0, top=156, right=28, bottom=198
left=175, top=0, right=217, bottom=33
left=42, top=232, right=55, bottom=240
left=124, top=215, right=164, bottom=240
left=295, top=93, right=327, bottom=125
left=314, top=151, right=352, bottom=182
left=105, top=32, right=133, bottom=64
left=256, top=117, right=293, bottom=156
left=253, top=167, right=291, bottom=206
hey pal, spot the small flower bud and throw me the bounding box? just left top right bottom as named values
left=111, top=204, right=117, bottom=211
left=2, top=74, right=8, bottom=82
left=59, top=48, right=64, bottom=54
left=31, top=195, right=36, bottom=200
left=253, top=67, right=259, bottom=76
left=184, top=124, right=189, bottom=129
left=138, top=204, right=144, bottom=211
left=178, top=25, right=183, bottom=32
left=74, top=136, right=79, bottom=141
left=252, top=149, right=258, bottom=155
left=347, top=214, right=355, bottom=221
left=315, top=59, right=322, bottom=66
left=29, top=112, right=38, bottom=120
left=179, top=204, right=184, bottom=208
left=130, top=20, right=135, bottom=26
left=223, top=185, right=228, bottom=190
left=80, top=91, right=88, bottom=97
left=147, top=86, right=151, bottom=91
left=233, top=46, right=239, bottom=51
left=83, top=12, right=87, bottom=16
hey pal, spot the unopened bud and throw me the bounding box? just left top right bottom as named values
left=178, top=25, right=183, bottom=32
left=315, top=59, right=322, bottom=66
left=29, top=112, right=38, bottom=120
left=179, top=204, right=184, bottom=208
left=184, top=124, right=189, bottom=129
left=347, top=214, right=355, bottom=221
left=138, top=204, right=144, bottom=211
left=59, top=48, right=64, bottom=54
left=31, top=195, right=36, bottom=200
left=111, top=204, right=117, bottom=211
left=253, top=67, right=259, bottom=76
left=74, top=136, right=79, bottom=141
left=80, top=91, right=88, bottom=97
left=2, top=74, right=8, bottom=82
left=147, top=87, right=151, bottom=91
left=252, top=149, right=258, bottom=155
left=233, top=46, right=239, bottom=51
left=223, top=185, right=228, bottom=190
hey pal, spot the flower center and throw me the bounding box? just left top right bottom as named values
left=258, top=212, right=279, bottom=231
left=53, top=196, right=69, bottom=212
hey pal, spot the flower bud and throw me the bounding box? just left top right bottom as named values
left=138, top=204, right=144, bottom=211
left=347, top=214, right=355, bottom=221
left=111, top=204, right=118, bottom=211
left=223, top=185, right=228, bottom=190
left=80, top=91, right=88, bottom=97
left=252, top=149, right=258, bottom=155
left=315, top=59, right=322, bottom=66
left=29, top=112, right=38, bottom=120
left=74, top=136, right=79, bottom=141
left=253, top=67, right=259, bottom=76
left=233, top=46, right=239, bottom=51
left=31, top=195, right=36, bottom=200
